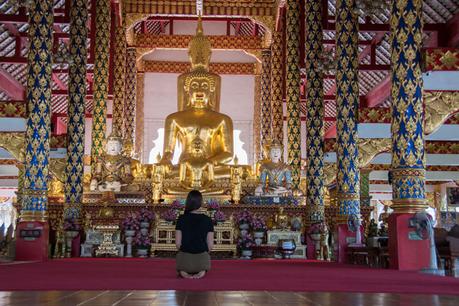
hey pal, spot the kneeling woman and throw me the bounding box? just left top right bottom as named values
left=175, top=190, right=214, bottom=279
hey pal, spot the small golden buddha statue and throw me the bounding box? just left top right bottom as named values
left=378, top=204, right=391, bottom=236
left=255, top=140, right=292, bottom=196
left=274, top=207, right=289, bottom=230
left=90, top=133, right=133, bottom=192
left=159, top=16, right=234, bottom=192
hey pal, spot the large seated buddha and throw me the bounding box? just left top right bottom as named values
left=158, top=17, right=234, bottom=192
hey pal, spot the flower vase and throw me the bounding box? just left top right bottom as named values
left=125, top=236, right=133, bottom=257
left=64, top=230, right=79, bottom=258
left=137, top=248, right=148, bottom=258
left=140, top=222, right=150, bottom=235
left=239, top=223, right=250, bottom=237
left=253, top=231, right=264, bottom=246
left=240, top=249, right=252, bottom=259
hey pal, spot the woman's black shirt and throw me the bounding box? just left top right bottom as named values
left=176, top=213, right=214, bottom=254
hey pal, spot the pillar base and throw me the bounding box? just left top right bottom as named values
left=388, top=213, right=430, bottom=271
left=15, top=221, right=49, bottom=261
left=335, top=223, right=362, bottom=263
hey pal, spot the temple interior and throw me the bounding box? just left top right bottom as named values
left=0, top=0, right=459, bottom=304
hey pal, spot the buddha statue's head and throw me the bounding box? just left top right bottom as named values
left=105, top=133, right=123, bottom=156
left=177, top=15, right=221, bottom=111
left=267, top=139, right=283, bottom=163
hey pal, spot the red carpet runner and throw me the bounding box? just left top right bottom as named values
left=1, top=258, right=459, bottom=294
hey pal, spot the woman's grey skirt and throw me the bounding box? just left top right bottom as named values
left=176, top=251, right=211, bottom=274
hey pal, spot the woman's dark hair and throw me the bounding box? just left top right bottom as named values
left=185, top=190, right=203, bottom=212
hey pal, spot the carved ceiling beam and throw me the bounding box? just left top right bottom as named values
left=139, top=60, right=257, bottom=75
left=134, top=34, right=263, bottom=49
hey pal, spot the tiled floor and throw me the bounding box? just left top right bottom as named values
left=0, top=291, right=459, bottom=306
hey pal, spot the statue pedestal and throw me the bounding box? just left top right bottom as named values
left=267, top=230, right=306, bottom=259
left=243, top=196, right=300, bottom=206
left=388, top=213, right=430, bottom=271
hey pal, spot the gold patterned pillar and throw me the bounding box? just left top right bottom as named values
left=270, top=25, right=284, bottom=145
left=90, top=0, right=111, bottom=174
left=260, top=50, right=272, bottom=148
left=135, top=72, right=145, bottom=160
left=285, top=0, right=302, bottom=189
left=21, top=0, right=53, bottom=221
left=305, top=0, right=325, bottom=222
left=64, top=0, right=88, bottom=220
left=112, top=18, right=127, bottom=137
left=124, top=47, right=137, bottom=146
left=253, top=74, right=262, bottom=161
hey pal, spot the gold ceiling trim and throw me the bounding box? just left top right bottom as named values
left=134, top=34, right=263, bottom=50
left=140, top=60, right=257, bottom=75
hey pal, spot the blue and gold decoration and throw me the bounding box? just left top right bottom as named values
left=285, top=0, right=301, bottom=189
left=260, top=49, right=272, bottom=148
left=390, top=0, right=426, bottom=212
left=125, top=47, right=137, bottom=145
left=305, top=0, right=325, bottom=222
left=64, top=0, right=88, bottom=220
left=22, top=0, right=53, bottom=221
left=336, top=0, right=360, bottom=220
left=91, top=0, right=111, bottom=173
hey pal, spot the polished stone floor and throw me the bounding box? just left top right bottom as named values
left=0, top=291, right=459, bottom=306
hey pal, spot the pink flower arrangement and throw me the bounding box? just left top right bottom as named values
left=138, top=208, right=155, bottom=222
left=237, top=234, right=255, bottom=250
left=122, top=212, right=140, bottom=231
left=161, top=209, right=178, bottom=222
left=63, top=218, right=81, bottom=231
left=251, top=216, right=267, bottom=231
left=213, top=210, right=226, bottom=223
left=234, top=209, right=253, bottom=225
left=207, top=199, right=220, bottom=210
left=170, top=200, right=183, bottom=210
left=134, top=233, right=151, bottom=248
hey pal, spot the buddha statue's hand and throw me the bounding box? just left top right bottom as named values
left=254, top=185, right=264, bottom=196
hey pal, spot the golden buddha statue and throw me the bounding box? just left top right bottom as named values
left=159, top=16, right=234, bottom=192
left=274, top=207, right=289, bottom=230
left=90, top=133, right=133, bottom=192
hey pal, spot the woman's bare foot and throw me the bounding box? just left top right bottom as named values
left=179, top=271, right=194, bottom=279
left=192, top=271, right=206, bottom=279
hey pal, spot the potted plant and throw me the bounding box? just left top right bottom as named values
left=213, top=210, right=226, bottom=225
left=235, top=209, right=253, bottom=230
left=251, top=216, right=267, bottom=246
left=238, top=234, right=255, bottom=259
left=170, top=200, right=183, bottom=211
left=122, top=212, right=139, bottom=236
left=134, top=233, right=151, bottom=257
left=138, top=209, right=155, bottom=235
left=161, top=209, right=178, bottom=224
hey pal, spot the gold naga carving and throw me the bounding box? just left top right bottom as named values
left=323, top=91, right=459, bottom=186
left=424, top=91, right=459, bottom=135
left=0, top=133, right=66, bottom=183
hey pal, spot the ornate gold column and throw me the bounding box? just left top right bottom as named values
left=124, top=47, right=137, bottom=145
left=285, top=0, right=302, bottom=189
left=64, top=0, right=88, bottom=220
left=270, top=24, right=284, bottom=145
left=390, top=0, right=426, bottom=213
left=305, top=0, right=325, bottom=223
left=21, top=0, right=53, bottom=221
left=260, top=49, right=272, bottom=148
left=90, top=0, right=111, bottom=174
left=112, top=17, right=127, bottom=137
left=253, top=73, right=262, bottom=161
left=135, top=72, right=145, bottom=160
left=336, top=0, right=360, bottom=221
